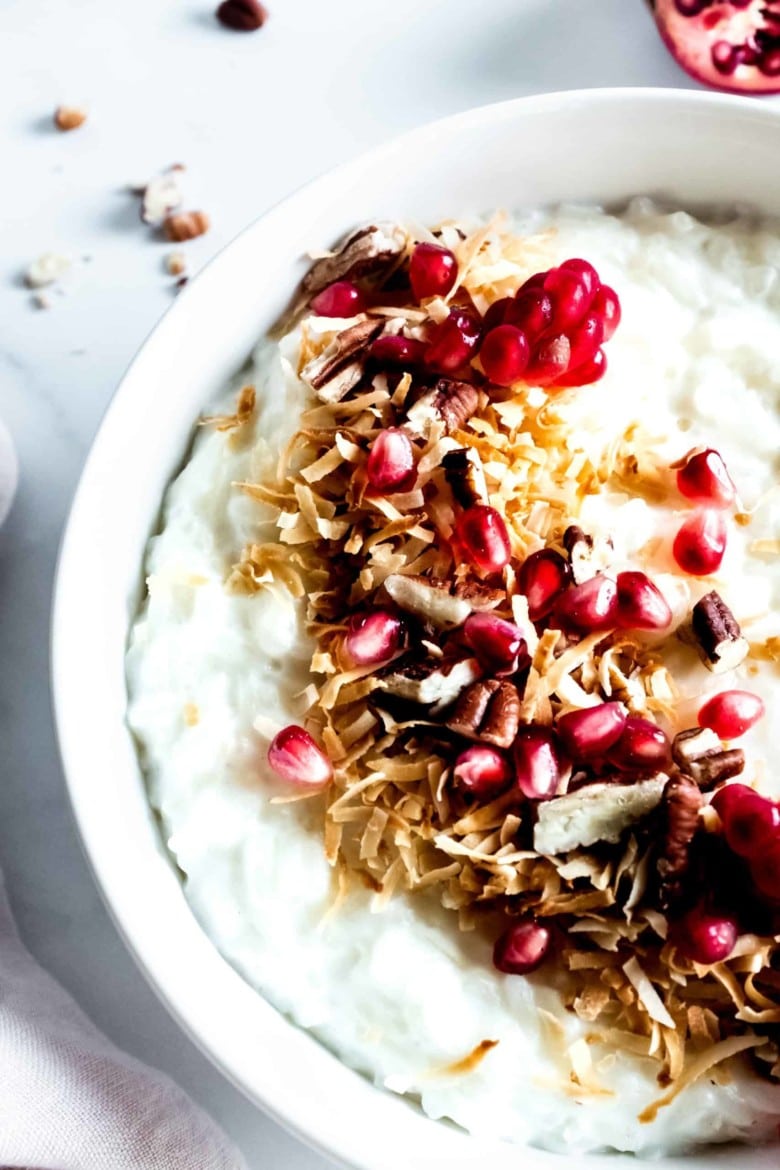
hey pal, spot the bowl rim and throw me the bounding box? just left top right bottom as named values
left=51, top=86, right=780, bottom=1170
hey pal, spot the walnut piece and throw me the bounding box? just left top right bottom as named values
left=163, top=210, right=210, bottom=242
left=54, top=105, right=87, bottom=132
left=657, top=774, right=703, bottom=911
left=302, top=224, right=407, bottom=296
left=691, top=590, right=749, bottom=674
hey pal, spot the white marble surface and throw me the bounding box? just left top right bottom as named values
left=0, top=1, right=716, bottom=1165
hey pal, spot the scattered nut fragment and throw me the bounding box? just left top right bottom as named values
left=671, top=727, right=745, bottom=790
left=406, top=378, right=480, bottom=436
left=376, top=656, right=481, bottom=711
left=384, top=574, right=473, bottom=629
left=25, top=252, right=71, bottom=288
left=163, top=210, right=210, bottom=243
left=33, top=291, right=51, bottom=310
left=301, top=319, right=383, bottom=403
left=533, top=776, right=667, bottom=855
left=690, top=590, right=748, bottom=674
left=657, top=774, right=703, bottom=911
left=165, top=251, right=187, bottom=277
left=562, top=524, right=613, bottom=584
left=443, top=447, right=488, bottom=508
left=302, top=223, right=407, bottom=297
left=54, top=105, right=87, bottom=132
left=139, top=166, right=185, bottom=226
left=216, top=0, right=268, bottom=31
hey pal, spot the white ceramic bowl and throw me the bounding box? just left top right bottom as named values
left=53, top=89, right=780, bottom=1170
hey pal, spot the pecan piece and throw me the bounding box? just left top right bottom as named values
left=405, top=378, right=480, bottom=436
left=442, top=447, right=488, bottom=508
left=301, top=319, right=383, bottom=403
left=657, top=774, right=703, bottom=911
left=216, top=0, right=268, bottom=30
left=163, top=210, right=210, bottom=242
left=54, top=105, right=87, bottom=132
left=533, top=777, right=667, bottom=855
left=384, top=574, right=472, bottom=629
left=302, top=223, right=407, bottom=296
left=562, top=523, right=612, bottom=584
left=452, top=578, right=504, bottom=611
left=690, top=590, right=749, bottom=674
left=376, top=655, right=480, bottom=712
left=447, top=680, right=521, bottom=748
left=671, top=727, right=745, bottom=790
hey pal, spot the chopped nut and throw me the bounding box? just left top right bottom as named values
left=301, top=319, right=382, bottom=403
left=376, top=655, right=481, bottom=711
left=302, top=223, right=407, bottom=296
left=406, top=378, right=480, bottom=436
left=163, top=210, right=210, bottom=242
left=534, top=777, right=667, bottom=855
left=139, top=166, right=185, bottom=226
left=690, top=591, right=749, bottom=674
left=449, top=680, right=521, bottom=748
left=452, top=578, right=503, bottom=611
left=384, top=574, right=472, bottom=628
left=25, top=252, right=71, bottom=288
left=671, top=727, right=745, bottom=790
left=54, top=105, right=87, bottom=132
left=671, top=726, right=720, bottom=768
left=216, top=0, right=268, bottom=31
left=562, top=523, right=613, bottom=584
left=442, top=447, right=488, bottom=508
left=33, top=291, right=51, bottom=310
left=657, top=775, right=703, bottom=911
left=166, top=251, right=187, bottom=277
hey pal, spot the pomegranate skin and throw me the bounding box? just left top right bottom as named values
left=615, top=570, right=673, bottom=631
left=555, top=574, right=618, bottom=634
left=409, top=242, right=458, bottom=301
left=670, top=905, right=738, bottom=965
left=517, top=548, right=571, bottom=621
left=609, top=716, right=672, bottom=771
left=557, top=702, right=627, bottom=760
left=493, top=919, right=551, bottom=975
left=698, top=690, right=765, bottom=739
left=453, top=745, right=513, bottom=801
left=455, top=505, right=512, bottom=575
left=310, top=280, right=365, bottom=318
left=672, top=509, right=727, bottom=576
left=652, top=0, right=780, bottom=95
left=268, top=726, right=333, bottom=789
left=513, top=725, right=565, bottom=801
left=677, top=447, right=736, bottom=508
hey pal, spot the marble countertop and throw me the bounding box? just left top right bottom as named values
left=0, top=0, right=722, bottom=1164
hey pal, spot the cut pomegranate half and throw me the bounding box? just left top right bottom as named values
left=652, top=0, right=780, bottom=95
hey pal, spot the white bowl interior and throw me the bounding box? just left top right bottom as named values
left=53, top=89, right=780, bottom=1170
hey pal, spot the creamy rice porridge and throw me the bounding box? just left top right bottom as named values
left=127, top=199, right=780, bottom=1155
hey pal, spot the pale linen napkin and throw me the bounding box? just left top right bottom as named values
left=0, top=427, right=245, bottom=1170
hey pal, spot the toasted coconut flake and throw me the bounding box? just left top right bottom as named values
left=201, top=385, right=256, bottom=432
left=623, top=957, right=676, bottom=1029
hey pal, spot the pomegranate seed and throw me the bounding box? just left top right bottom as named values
left=512, top=288, right=554, bottom=340
left=369, top=334, right=428, bottom=367
left=463, top=612, right=529, bottom=676
left=711, top=782, right=755, bottom=824
left=479, top=324, right=530, bottom=385
left=609, top=716, right=672, bottom=771
left=615, top=571, right=673, bottom=631
left=676, top=449, right=736, bottom=508
left=268, top=725, right=333, bottom=788
left=752, top=840, right=780, bottom=901
left=493, top=919, right=551, bottom=975
left=591, top=285, right=621, bottom=341
left=552, top=348, right=607, bottom=389
left=517, top=271, right=548, bottom=294
left=309, top=280, right=365, bottom=317
left=698, top=690, right=765, bottom=740
left=425, top=308, right=481, bottom=374
left=517, top=549, right=571, bottom=621
left=560, top=258, right=600, bottom=298
left=409, top=242, right=458, bottom=301
left=672, top=510, right=727, bottom=576
left=366, top=428, right=416, bottom=492
left=720, top=790, right=780, bottom=858
left=544, top=265, right=594, bottom=331
left=555, top=574, right=618, bottom=633
left=455, top=505, right=512, bottom=575
left=513, top=725, right=565, bottom=800
left=557, top=702, right=627, bottom=760
left=670, top=905, right=738, bottom=965
left=345, top=609, right=403, bottom=666
left=453, top=745, right=513, bottom=800
left=568, top=313, right=604, bottom=369
left=482, top=296, right=516, bottom=333
left=525, top=333, right=571, bottom=386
